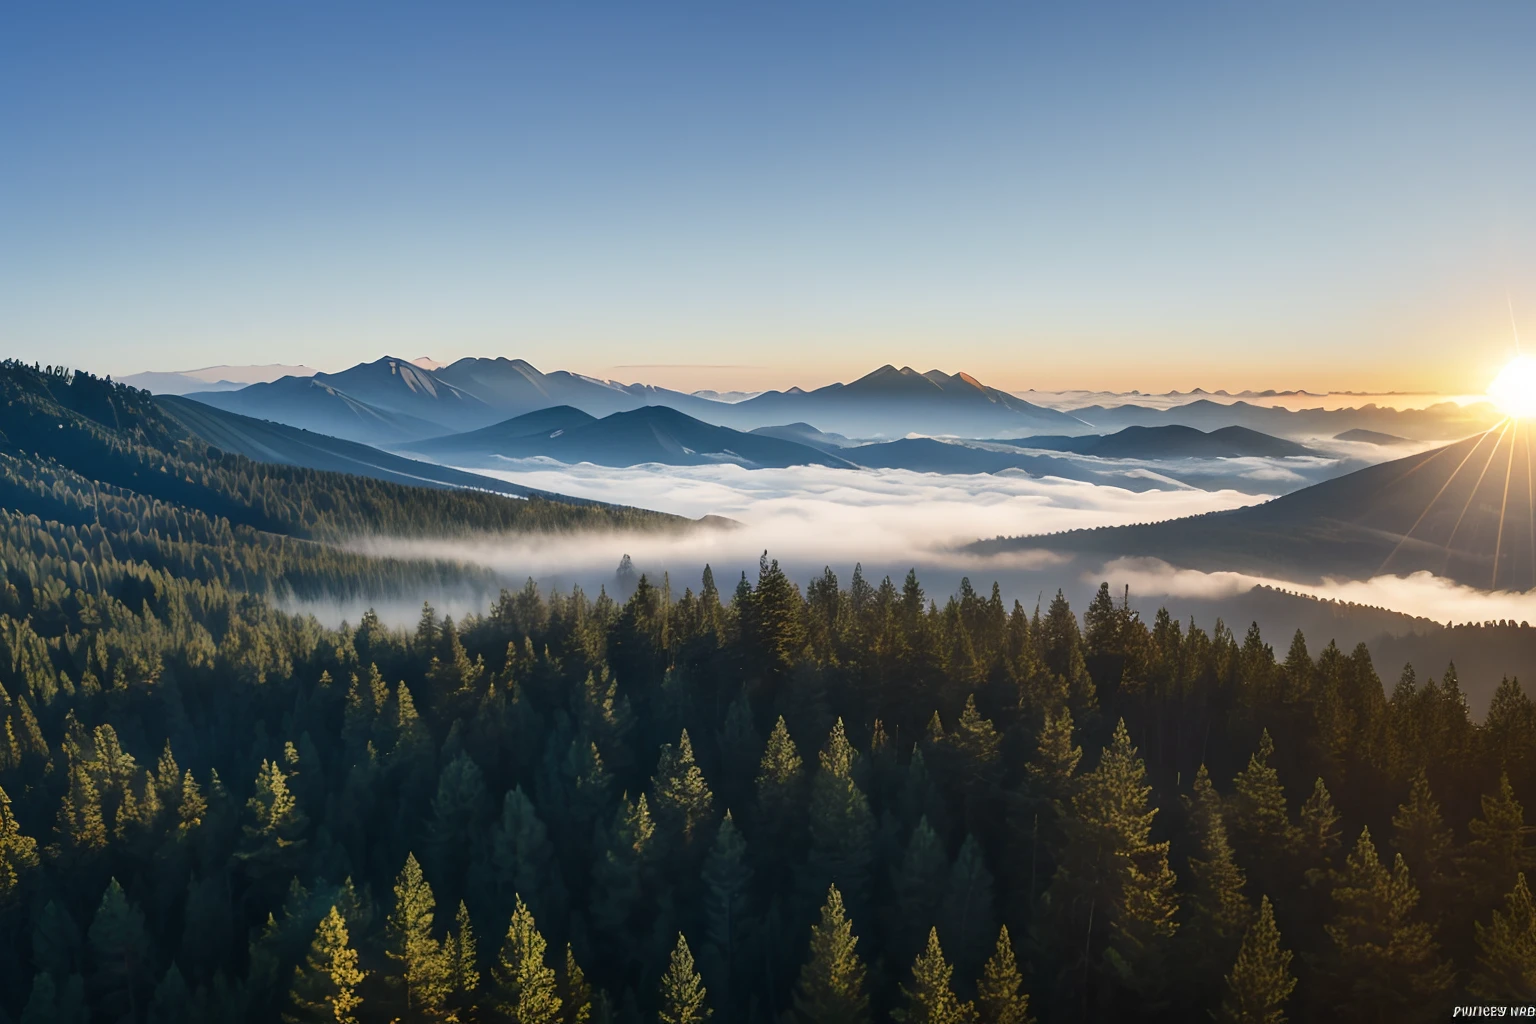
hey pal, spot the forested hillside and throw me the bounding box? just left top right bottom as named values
left=2, top=364, right=1535, bottom=1023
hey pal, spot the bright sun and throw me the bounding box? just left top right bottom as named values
left=1488, top=355, right=1536, bottom=419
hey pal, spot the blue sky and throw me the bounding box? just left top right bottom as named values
left=2, top=2, right=1534, bottom=393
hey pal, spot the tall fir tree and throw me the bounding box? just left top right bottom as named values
left=493, top=895, right=563, bottom=1024
left=87, top=878, right=152, bottom=1023
left=652, top=730, right=716, bottom=855
left=1045, top=719, right=1179, bottom=1005
left=792, top=884, right=869, bottom=1024
left=1463, top=773, right=1535, bottom=909
left=940, top=834, right=997, bottom=989
left=1471, top=872, right=1536, bottom=1002
left=658, top=933, right=711, bottom=1024
left=700, top=811, right=752, bottom=1013
left=1391, top=770, right=1453, bottom=885
left=284, top=906, right=365, bottom=1024
left=0, top=783, right=39, bottom=904
left=1323, top=828, right=1452, bottom=1022
left=894, top=927, right=977, bottom=1024
left=444, top=900, right=481, bottom=1017
left=803, top=719, right=875, bottom=917
left=754, top=716, right=806, bottom=859
left=559, top=943, right=594, bottom=1024
left=1217, top=896, right=1295, bottom=1024
left=1228, top=731, right=1298, bottom=898
left=1182, top=766, right=1251, bottom=987
left=975, top=926, right=1032, bottom=1024
left=386, top=852, right=451, bottom=1015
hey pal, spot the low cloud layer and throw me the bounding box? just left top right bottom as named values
left=313, top=460, right=1533, bottom=631
left=1098, top=557, right=1536, bottom=626
left=324, top=462, right=1259, bottom=621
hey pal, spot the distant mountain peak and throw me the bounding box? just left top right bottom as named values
left=411, top=356, right=445, bottom=370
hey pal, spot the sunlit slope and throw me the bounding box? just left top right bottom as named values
left=972, top=424, right=1536, bottom=589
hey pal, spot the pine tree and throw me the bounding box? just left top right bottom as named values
left=33, top=898, right=83, bottom=984
left=1046, top=719, right=1178, bottom=1002
left=940, top=834, right=996, bottom=987
left=754, top=715, right=805, bottom=855
left=1471, top=872, right=1536, bottom=1001
left=146, top=963, right=192, bottom=1024
left=21, top=972, right=89, bottom=1024
left=426, top=752, right=489, bottom=905
left=891, top=816, right=950, bottom=967
left=1297, top=777, right=1342, bottom=877
left=284, top=906, right=365, bottom=1024
left=658, top=933, right=712, bottom=1024
left=88, top=877, right=152, bottom=1022
left=652, top=729, right=716, bottom=853
left=1183, top=766, right=1251, bottom=978
left=0, top=783, right=40, bottom=903
left=387, top=852, right=451, bottom=1014
left=559, top=944, right=594, bottom=1024
left=1323, top=828, right=1452, bottom=1021
left=1464, top=772, right=1536, bottom=908
left=444, top=900, right=480, bottom=1014
left=238, top=758, right=309, bottom=896
left=56, top=763, right=107, bottom=860
left=701, top=811, right=752, bottom=1012
left=493, top=895, right=562, bottom=1024
left=1391, top=770, right=1452, bottom=880
left=792, top=885, right=869, bottom=1024
left=1217, top=896, right=1295, bottom=1024
left=478, top=785, right=568, bottom=937
left=1025, top=708, right=1080, bottom=798
left=975, top=926, right=1032, bottom=1024
left=894, top=927, right=976, bottom=1024
left=1228, top=731, right=1298, bottom=895
left=803, top=719, right=875, bottom=915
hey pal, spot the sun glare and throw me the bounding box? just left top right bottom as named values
left=1488, top=355, right=1536, bottom=419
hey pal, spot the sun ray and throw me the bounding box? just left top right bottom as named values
left=1493, top=418, right=1518, bottom=590
left=1526, top=419, right=1535, bottom=590
left=1442, top=418, right=1513, bottom=575
left=1378, top=422, right=1505, bottom=574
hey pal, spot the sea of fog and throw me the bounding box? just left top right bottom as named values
left=274, top=458, right=1536, bottom=636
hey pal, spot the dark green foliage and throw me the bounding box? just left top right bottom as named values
left=1322, top=829, right=1452, bottom=1022
left=1471, top=872, right=1536, bottom=1001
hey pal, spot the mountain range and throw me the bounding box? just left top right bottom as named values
left=119, top=363, right=319, bottom=394
left=971, top=423, right=1536, bottom=590
left=161, top=354, right=1505, bottom=450
left=1066, top=397, right=1499, bottom=441
left=401, top=404, right=1347, bottom=493
left=997, top=424, right=1316, bottom=459
left=404, top=405, right=856, bottom=469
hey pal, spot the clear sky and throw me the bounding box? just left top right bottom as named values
left=3, top=2, right=1534, bottom=394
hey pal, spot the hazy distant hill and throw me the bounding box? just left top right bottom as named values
left=1335, top=428, right=1415, bottom=446
left=405, top=404, right=856, bottom=469
left=189, top=355, right=508, bottom=441
left=157, top=395, right=579, bottom=503
left=1001, top=424, right=1315, bottom=459
left=1064, top=396, right=1500, bottom=441
left=433, top=357, right=726, bottom=421
left=974, top=425, right=1536, bottom=589
left=121, top=362, right=318, bottom=393
left=720, top=365, right=1087, bottom=437
left=186, top=375, right=450, bottom=445
left=748, top=422, right=853, bottom=452
left=120, top=371, right=249, bottom=395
